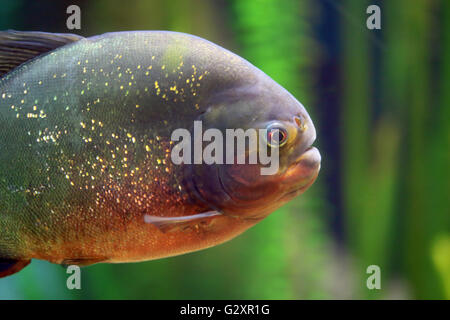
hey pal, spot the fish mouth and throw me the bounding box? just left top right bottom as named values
left=281, top=146, right=321, bottom=198
left=280, top=112, right=321, bottom=198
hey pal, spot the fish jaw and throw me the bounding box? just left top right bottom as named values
left=280, top=146, right=321, bottom=200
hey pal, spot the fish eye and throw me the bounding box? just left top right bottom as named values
left=265, top=123, right=288, bottom=147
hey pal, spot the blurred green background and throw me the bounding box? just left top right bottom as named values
left=0, top=0, right=448, bottom=299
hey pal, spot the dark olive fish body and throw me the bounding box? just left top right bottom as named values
left=0, top=31, right=320, bottom=277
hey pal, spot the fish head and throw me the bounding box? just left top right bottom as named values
left=184, top=74, right=321, bottom=220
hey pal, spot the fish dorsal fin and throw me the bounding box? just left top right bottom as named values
left=0, top=30, right=84, bottom=77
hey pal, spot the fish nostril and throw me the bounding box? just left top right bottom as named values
left=294, top=115, right=307, bottom=132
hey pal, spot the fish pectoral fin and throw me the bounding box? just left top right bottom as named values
left=61, top=257, right=107, bottom=267
left=0, top=30, right=84, bottom=77
left=0, top=258, right=31, bottom=278
left=144, top=210, right=222, bottom=233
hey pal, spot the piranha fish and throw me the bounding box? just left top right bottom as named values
left=0, top=30, right=320, bottom=278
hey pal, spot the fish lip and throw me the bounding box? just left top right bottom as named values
left=280, top=146, right=321, bottom=199
left=290, top=146, right=321, bottom=172
left=293, top=145, right=319, bottom=164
